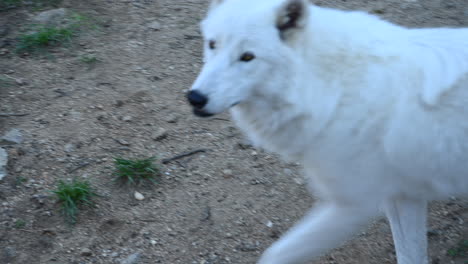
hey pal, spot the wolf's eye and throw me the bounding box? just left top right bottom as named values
left=208, top=40, right=216, bottom=50
left=240, top=52, right=255, bottom=62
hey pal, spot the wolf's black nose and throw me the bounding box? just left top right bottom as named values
left=187, top=90, right=208, bottom=109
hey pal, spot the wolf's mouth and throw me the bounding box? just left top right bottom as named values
left=193, top=108, right=214, bottom=117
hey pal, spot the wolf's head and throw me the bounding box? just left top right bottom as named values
left=187, top=0, right=310, bottom=117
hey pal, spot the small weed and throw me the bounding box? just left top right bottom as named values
left=16, top=27, right=74, bottom=54
left=113, top=157, right=160, bottom=186
left=447, top=239, right=468, bottom=258
left=14, top=219, right=26, bottom=228
left=52, top=179, right=97, bottom=224
left=15, top=176, right=28, bottom=185
left=15, top=12, right=95, bottom=54
left=0, top=75, right=14, bottom=88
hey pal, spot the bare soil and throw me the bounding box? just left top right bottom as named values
left=0, top=0, right=467, bottom=263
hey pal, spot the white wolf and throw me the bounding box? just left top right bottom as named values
left=187, top=0, right=468, bottom=263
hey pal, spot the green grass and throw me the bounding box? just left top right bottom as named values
left=15, top=26, right=74, bottom=54
left=15, top=176, right=28, bottom=185
left=52, top=179, right=97, bottom=224
left=447, top=239, right=468, bottom=258
left=15, top=12, right=95, bottom=54
left=0, top=75, right=14, bottom=88
left=14, top=219, right=26, bottom=228
left=113, top=157, right=160, bottom=186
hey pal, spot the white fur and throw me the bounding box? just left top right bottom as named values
left=190, top=0, right=468, bottom=263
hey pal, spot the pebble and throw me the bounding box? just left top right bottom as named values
left=120, top=253, right=141, bottom=264
left=122, top=116, right=132, bottom=122
left=165, top=115, right=178, bottom=123
left=15, top=78, right=26, bottom=86
left=266, top=220, right=274, bottom=228
left=81, top=248, right=92, bottom=256
left=116, top=139, right=130, bottom=146
left=134, top=191, right=145, bottom=201
left=147, top=21, right=162, bottom=30
left=1, top=129, right=23, bottom=144
left=0, top=148, right=7, bottom=181
left=151, top=128, right=168, bottom=141
left=32, top=8, right=68, bottom=25
left=222, top=169, right=233, bottom=177
left=64, top=143, right=75, bottom=153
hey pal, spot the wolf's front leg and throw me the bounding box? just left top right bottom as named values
left=383, top=197, right=428, bottom=264
left=258, top=203, right=376, bottom=264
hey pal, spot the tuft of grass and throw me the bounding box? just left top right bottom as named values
left=15, top=176, right=28, bottom=186
left=447, top=239, right=468, bottom=258
left=15, top=12, right=95, bottom=54
left=14, top=219, right=26, bottom=228
left=15, top=26, right=74, bottom=54
left=0, top=75, right=14, bottom=88
left=52, top=179, right=97, bottom=224
left=113, top=157, right=160, bottom=186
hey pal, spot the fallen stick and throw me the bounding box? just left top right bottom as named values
left=0, top=113, right=29, bottom=117
left=162, top=149, right=207, bottom=164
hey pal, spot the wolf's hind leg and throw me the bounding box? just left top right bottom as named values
left=258, top=202, right=376, bottom=264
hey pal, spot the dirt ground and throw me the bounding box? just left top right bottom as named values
left=0, top=0, right=467, bottom=263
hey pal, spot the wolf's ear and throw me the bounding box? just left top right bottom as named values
left=276, top=0, right=309, bottom=40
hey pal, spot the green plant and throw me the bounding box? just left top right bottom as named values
left=52, top=179, right=97, bottom=224
left=113, top=157, right=160, bottom=186
left=447, top=239, right=468, bottom=258
left=0, top=75, right=14, bottom=88
left=16, top=26, right=74, bottom=53
left=14, top=219, right=26, bottom=228
left=15, top=12, right=95, bottom=54
left=15, top=176, right=28, bottom=185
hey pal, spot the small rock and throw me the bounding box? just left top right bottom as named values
left=147, top=21, right=162, bottom=30
left=266, top=220, right=273, bottom=228
left=120, top=253, right=141, bottom=264
left=122, top=116, right=132, bottom=122
left=15, top=78, right=26, bottom=86
left=0, top=148, right=7, bottom=181
left=64, top=143, right=75, bottom=153
left=222, top=169, right=233, bottom=177
left=116, top=139, right=130, bottom=146
left=32, top=8, right=68, bottom=26
left=165, top=115, right=178, bottom=123
left=1, top=129, right=23, bottom=145
left=134, top=191, right=144, bottom=201
left=81, top=248, right=92, bottom=256
left=115, top=100, right=125, bottom=107
left=236, top=241, right=258, bottom=252
left=151, top=128, right=168, bottom=141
